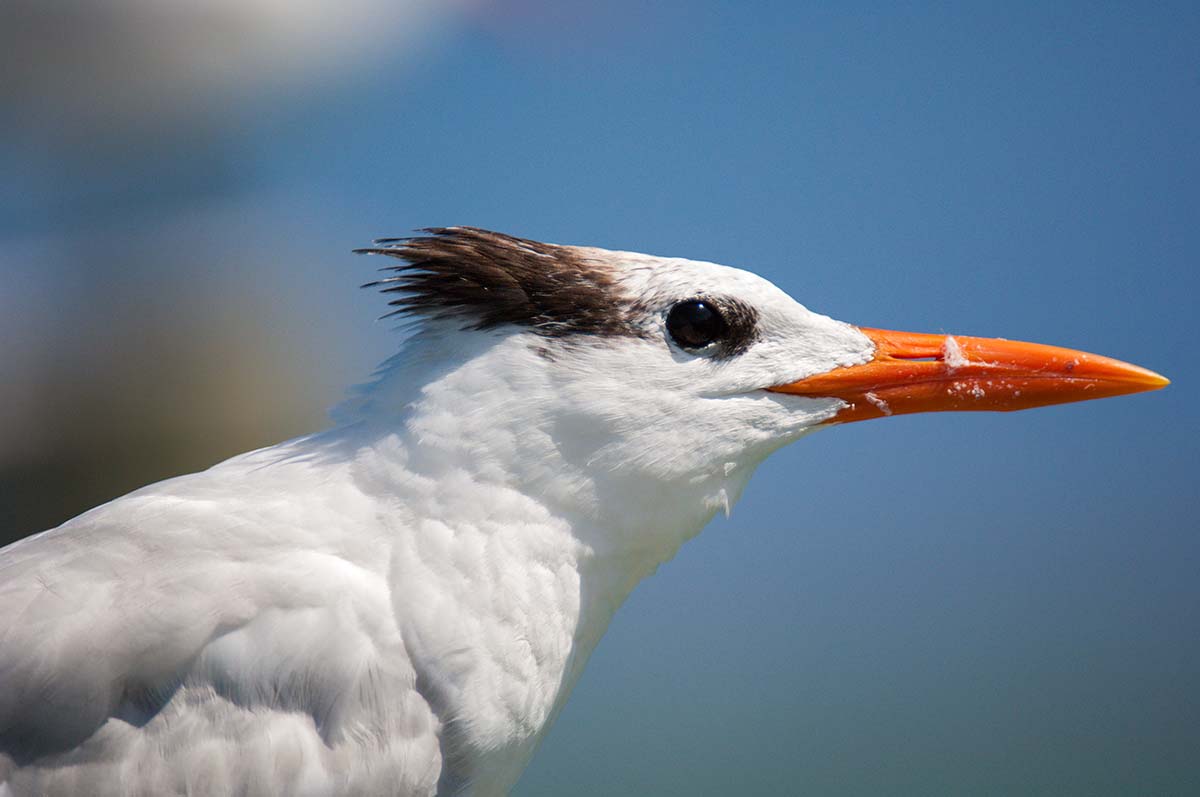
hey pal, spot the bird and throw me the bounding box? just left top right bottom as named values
left=0, top=227, right=1168, bottom=796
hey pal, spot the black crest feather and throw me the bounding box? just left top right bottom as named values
left=357, top=227, right=639, bottom=338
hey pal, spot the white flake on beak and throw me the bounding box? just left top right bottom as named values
left=864, top=392, right=893, bottom=416
left=942, top=335, right=969, bottom=372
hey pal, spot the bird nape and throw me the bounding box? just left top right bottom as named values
left=0, top=227, right=1168, bottom=796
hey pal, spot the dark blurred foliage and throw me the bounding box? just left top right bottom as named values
left=0, top=239, right=331, bottom=542
left=0, top=0, right=478, bottom=542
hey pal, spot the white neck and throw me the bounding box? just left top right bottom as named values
left=322, top=327, right=760, bottom=790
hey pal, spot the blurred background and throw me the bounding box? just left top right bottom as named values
left=1, top=1, right=1197, bottom=794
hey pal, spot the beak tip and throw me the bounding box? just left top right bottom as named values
left=1122, top=363, right=1170, bottom=392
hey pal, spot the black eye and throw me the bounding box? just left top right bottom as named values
left=666, top=299, right=728, bottom=350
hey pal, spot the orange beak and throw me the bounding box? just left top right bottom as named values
left=767, top=328, right=1169, bottom=424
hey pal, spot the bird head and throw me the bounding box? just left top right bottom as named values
left=354, top=228, right=1167, bottom=538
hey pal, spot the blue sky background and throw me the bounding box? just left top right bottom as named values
left=2, top=2, right=1197, bottom=793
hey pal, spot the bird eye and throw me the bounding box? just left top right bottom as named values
left=666, top=299, right=728, bottom=350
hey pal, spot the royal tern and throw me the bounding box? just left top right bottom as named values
left=0, top=228, right=1168, bottom=795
